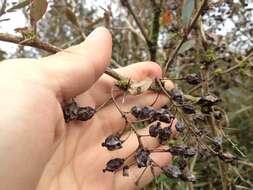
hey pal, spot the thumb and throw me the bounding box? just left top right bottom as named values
left=43, top=27, right=112, bottom=101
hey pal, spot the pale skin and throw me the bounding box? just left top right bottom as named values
left=0, top=27, right=175, bottom=190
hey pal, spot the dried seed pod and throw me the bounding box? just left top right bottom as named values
left=158, top=127, right=172, bottom=144
left=184, top=148, right=197, bottom=157
left=102, top=135, right=123, bottom=151
left=149, top=122, right=161, bottom=137
left=193, top=114, right=207, bottom=124
left=158, top=113, right=171, bottom=123
left=168, top=145, right=187, bottom=155
left=160, top=108, right=171, bottom=115
left=198, top=94, right=220, bottom=106
left=164, top=165, right=182, bottom=179
left=123, top=165, right=129, bottom=176
left=180, top=172, right=196, bottom=182
left=63, top=99, right=79, bottom=123
left=175, top=122, right=187, bottom=132
left=211, top=137, right=222, bottom=152
left=184, top=74, right=202, bottom=85
left=140, top=106, right=156, bottom=119
left=170, top=88, right=184, bottom=104
left=135, top=148, right=151, bottom=168
left=131, top=106, right=142, bottom=118
left=182, top=104, right=196, bottom=114
left=103, top=158, right=124, bottom=172
left=178, top=158, right=187, bottom=170
left=213, top=110, right=223, bottom=120
left=218, top=152, right=238, bottom=164
left=169, top=145, right=196, bottom=157
left=77, top=106, right=96, bottom=121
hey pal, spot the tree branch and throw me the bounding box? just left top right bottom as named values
left=163, top=0, right=208, bottom=75
left=121, top=0, right=151, bottom=49
left=0, top=32, right=61, bottom=53
left=149, top=0, right=162, bottom=61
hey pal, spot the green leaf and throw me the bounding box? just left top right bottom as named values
left=181, top=0, right=195, bottom=27
left=179, top=39, right=195, bottom=54
left=30, top=0, right=48, bottom=22
left=6, top=0, right=30, bottom=12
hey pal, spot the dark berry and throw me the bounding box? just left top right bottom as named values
left=164, top=165, right=182, bottom=179
left=103, top=158, right=124, bottom=172
left=182, top=104, right=196, bottom=114
left=211, top=137, right=222, bottom=152
left=158, top=113, right=171, bottom=123
left=102, top=135, right=123, bottom=151
left=169, top=145, right=196, bottom=157
left=135, top=148, right=151, bottom=168
left=149, top=122, right=161, bottom=137
left=179, top=158, right=187, bottom=170
left=140, top=106, right=156, bottom=119
left=170, top=88, right=184, bottom=104
left=198, top=95, right=220, bottom=106
left=184, top=148, right=197, bottom=157
left=218, top=152, right=238, bottom=164
left=175, top=122, right=187, bottom=132
left=77, top=106, right=96, bottom=121
left=131, top=106, right=142, bottom=118
left=160, top=108, right=171, bottom=115
left=63, top=99, right=79, bottom=123
left=180, top=172, right=196, bottom=182
left=168, top=145, right=187, bottom=155
left=158, top=127, right=172, bottom=143
left=184, top=74, right=202, bottom=85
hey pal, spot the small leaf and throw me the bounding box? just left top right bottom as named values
left=181, top=0, right=195, bottom=27
left=30, top=0, right=48, bottom=22
left=6, top=0, right=30, bottom=12
left=128, top=78, right=153, bottom=95
left=65, top=8, right=80, bottom=27
left=179, top=39, right=195, bottom=54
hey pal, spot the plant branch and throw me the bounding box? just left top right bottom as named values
left=149, top=0, right=162, bottom=61
left=0, top=32, right=61, bottom=53
left=163, top=0, right=208, bottom=75
left=121, top=0, right=151, bottom=50
left=188, top=49, right=253, bottom=94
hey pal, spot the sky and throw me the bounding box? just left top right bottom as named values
left=0, top=0, right=118, bottom=56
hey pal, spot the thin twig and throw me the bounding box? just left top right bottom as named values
left=163, top=0, right=208, bottom=75
left=0, top=32, right=61, bottom=53
left=121, top=0, right=150, bottom=46
left=188, top=49, right=253, bottom=94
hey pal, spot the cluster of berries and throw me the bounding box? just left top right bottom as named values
left=101, top=105, right=197, bottom=183
left=62, top=99, right=96, bottom=123
left=170, top=88, right=220, bottom=115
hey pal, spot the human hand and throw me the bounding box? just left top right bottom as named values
left=0, top=27, right=174, bottom=190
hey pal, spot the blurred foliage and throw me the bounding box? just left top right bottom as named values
left=0, top=0, right=253, bottom=189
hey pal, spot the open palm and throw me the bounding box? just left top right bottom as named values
left=0, top=28, right=173, bottom=190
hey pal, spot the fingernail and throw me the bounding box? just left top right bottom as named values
left=86, top=28, right=101, bottom=40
